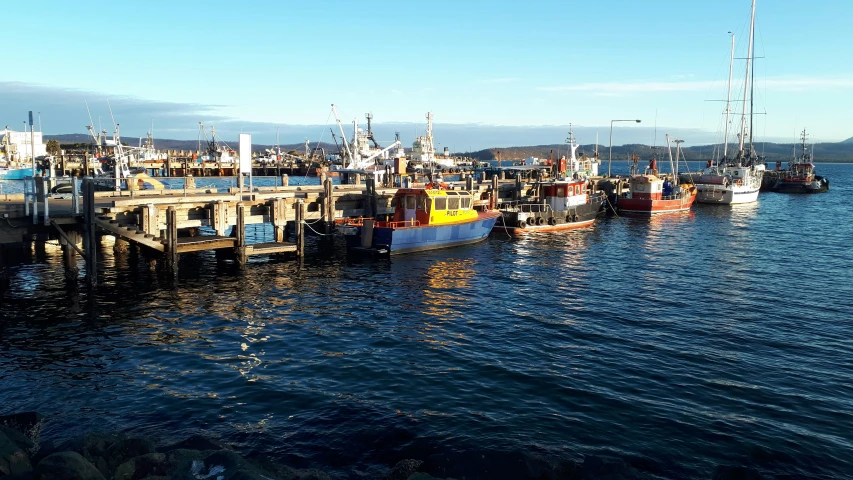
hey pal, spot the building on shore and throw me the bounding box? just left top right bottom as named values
left=1, top=127, right=47, bottom=163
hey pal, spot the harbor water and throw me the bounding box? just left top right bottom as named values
left=1, top=163, right=851, bottom=478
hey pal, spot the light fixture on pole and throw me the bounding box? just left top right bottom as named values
left=608, top=119, right=642, bottom=177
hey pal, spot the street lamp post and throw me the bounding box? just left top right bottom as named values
left=608, top=119, right=642, bottom=177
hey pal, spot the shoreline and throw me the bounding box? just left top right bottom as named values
left=1, top=411, right=769, bottom=480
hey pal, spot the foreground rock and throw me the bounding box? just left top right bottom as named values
left=34, top=451, right=105, bottom=480
left=0, top=430, right=33, bottom=476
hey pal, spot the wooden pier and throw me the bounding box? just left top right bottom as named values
left=0, top=175, right=494, bottom=285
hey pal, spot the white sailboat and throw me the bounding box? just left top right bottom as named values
left=695, top=0, right=765, bottom=205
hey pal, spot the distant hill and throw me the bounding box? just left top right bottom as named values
left=46, top=134, right=853, bottom=162
left=468, top=141, right=853, bottom=163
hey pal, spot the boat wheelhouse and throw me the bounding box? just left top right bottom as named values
left=341, top=184, right=500, bottom=254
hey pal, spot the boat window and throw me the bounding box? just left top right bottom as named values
left=406, top=195, right=416, bottom=209
left=418, top=196, right=430, bottom=211
left=558, top=187, right=565, bottom=196
left=575, top=185, right=581, bottom=195
left=448, top=197, right=460, bottom=210
left=460, top=197, right=471, bottom=209
left=434, top=197, right=447, bottom=210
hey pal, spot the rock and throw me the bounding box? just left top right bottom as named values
left=170, top=450, right=258, bottom=480
left=712, top=465, right=764, bottom=480
left=106, top=437, right=156, bottom=471
left=113, top=452, right=166, bottom=480
left=252, top=457, right=332, bottom=480
left=34, top=451, right=105, bottom=480
left=422, top=450, right=552, bottom=480
left=59, top=433, right=124, bottom=478
left=0, top=413, right=43, bottom=438
left=577, top=455, right=640, bottom=480
left=407, top=474, right=457, bottom=480
left=0, top=426, right=35, bottom=453
left=386, top=459, right=424, bottom=480
left=0, top=413, right=43, bottom=451
left=163, top=448, right=207, bottom=472
left=156, top=435, right=227, bottom=454
left=0, top=431, right=33, bottom=476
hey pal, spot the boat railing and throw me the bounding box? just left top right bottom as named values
left=344, top=216, right=374, bottom=226
left=377, top=219, right=421, bottom=228
left=499, top=200, right=553, bottom=214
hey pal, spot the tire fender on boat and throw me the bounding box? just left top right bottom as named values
left=571, top=214, right=578, bottom=223
left=517, top=220, right=527, bottom=229
left=537, top=217, right=546, bottom=226
left=548, top=217, right=557, bottom=226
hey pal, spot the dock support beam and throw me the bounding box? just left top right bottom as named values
left=270, top=198, right=287, bottom=243
left=82, top=177, right=97, bottom=285
left=235, top=202, right=247, bottom=265
left=295, top=200, right=305, bottom=257
left=166, top=206, right=178, bottom=273
left=323, top=178, right=334, bottom=234
left=490, top=175, right=499, bottom=209
left=212, top=200, right=228, bottom=236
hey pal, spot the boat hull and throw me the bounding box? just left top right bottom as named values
left=344, top=211, right=500, bottom=255
left=0, top=168, right=34, bottom=180
left=695, top=184, right=759, bottom=204
left=771, top=177, right=829, bottom=194
left=493, top=194, right=604, bottom=235
left=618, top=194, right=696, bottom=215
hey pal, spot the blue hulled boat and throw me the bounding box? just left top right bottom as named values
left=340, top=184, right=500, bottom=255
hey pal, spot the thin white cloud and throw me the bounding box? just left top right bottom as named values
left=538, top=77, right=853, bottom=93
left=477, top=77, right=519, bottom=84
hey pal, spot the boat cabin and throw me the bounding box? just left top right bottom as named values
left=391, top=187, right=477, bottom=226
left=629, top=175, right=669, bottom=200
left=786, top=162, right=815, bottom=181
left=540, top=180, right=588, bottom=211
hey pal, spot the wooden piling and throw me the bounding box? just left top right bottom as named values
left=270, top=198, right=287, bottom=243
left=166, top=206, right=179, bottom=272
left=466, top=175, right=474, bottom=192
left=323, top=178, right=334, bottom=234
left=235, top=202, right=247, bottom=265
left=295, top=200, right=305, bottom=257
left=490, top=175, right=499, bottom=210
left=82, top=177, right=97, bottom=285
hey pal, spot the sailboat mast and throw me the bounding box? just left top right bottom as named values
left=739, top=0, right=757, bottom=158
left=723, top=33, right=735, bottom=160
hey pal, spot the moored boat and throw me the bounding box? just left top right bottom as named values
left=771, top=129, right=829, bottom=194
left=694, top=9, right=765, bottom=206
left=618, top=135, right=696, bottom=215
left=340, top=183, right=500, bottom=255
left=493, top=177, right=605, bottom=235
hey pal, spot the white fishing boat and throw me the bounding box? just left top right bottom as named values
left=329, top=106, right=402, bottom=180
left=410, top=112, right=457, bottom=172
left=694, top=0, right=765, bottom=205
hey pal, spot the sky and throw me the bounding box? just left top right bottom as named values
left=2, top=0, right=851, bottom=149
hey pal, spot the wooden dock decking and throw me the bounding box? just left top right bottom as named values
left=0, top=175, right=493, bottom=284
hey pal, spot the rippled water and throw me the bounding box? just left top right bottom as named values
left=1, top=163, right=851, bottom=479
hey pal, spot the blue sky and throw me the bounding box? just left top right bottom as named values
left=2, top=0, right=851, bottom=148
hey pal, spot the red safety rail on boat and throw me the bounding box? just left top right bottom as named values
left=377, top=219, right=422, bottom=228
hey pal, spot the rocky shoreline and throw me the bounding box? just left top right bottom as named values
left=0, top=411, right=766, bottom=480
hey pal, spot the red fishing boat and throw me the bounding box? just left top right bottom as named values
left=617, top=134, right=696, bottom=215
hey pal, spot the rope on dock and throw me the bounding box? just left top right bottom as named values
left=301, top=220, right=334, bottom=236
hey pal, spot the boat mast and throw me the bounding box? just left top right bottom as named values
left=739, top=0, right=757, bottom=160
left=723, top=32, right=735, bottom=160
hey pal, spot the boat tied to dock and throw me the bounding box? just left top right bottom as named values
left=340, top=182, right=500, bottom=255
left=617, top=135, right=696, bottom=215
